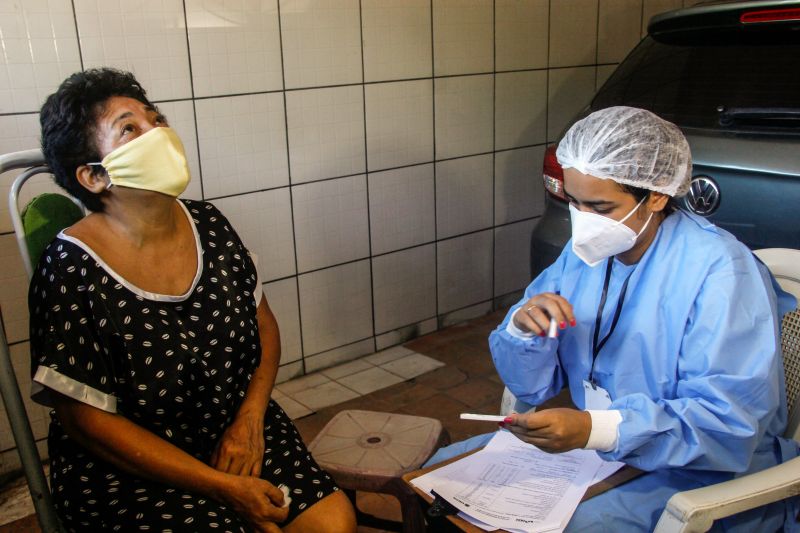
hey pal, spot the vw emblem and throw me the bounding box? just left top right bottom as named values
left=686, top=175, right=721, bottom=216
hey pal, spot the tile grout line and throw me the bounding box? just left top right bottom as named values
left=491, top=0, right=497, bottom=309
left=357, top=0, right=378, bottom=355
left=274, top=0, right=308, bottom=376
left=180, top=0, right=206, bottom=201
left=70, top=0, right=84, bottom=71
left=429, top=0, right=440, bottom=324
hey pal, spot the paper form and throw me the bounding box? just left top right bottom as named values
left=413, top=431, right=623, bottom=533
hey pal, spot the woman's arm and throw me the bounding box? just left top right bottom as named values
left=52, top=393, right=289, bottom=531
left=211, top=297, right=281, bottom=477
left=241, top=297, right=281, bottom=418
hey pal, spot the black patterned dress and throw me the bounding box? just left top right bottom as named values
left=28, top=199, right=337, bottom=532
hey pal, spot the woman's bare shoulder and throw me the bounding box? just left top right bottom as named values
left=61, top=212, right=104, bottom=240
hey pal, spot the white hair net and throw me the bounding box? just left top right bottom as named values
left=556, top=106, right=692, bottom=197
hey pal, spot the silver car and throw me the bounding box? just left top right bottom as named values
left=530, top=0, right=800, bottom=278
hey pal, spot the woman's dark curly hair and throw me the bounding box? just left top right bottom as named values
left=40, top=68, right=155, bottom=212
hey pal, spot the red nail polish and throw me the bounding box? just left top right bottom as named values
left=497, top=422, right=505, bottom=428
left=559, top=321, right=566, bottom=329
left=570, top=319, right=577, bottom=327
left=539, top=331, right=546, bottom=337
left=503, top=416, right=514, bottom=424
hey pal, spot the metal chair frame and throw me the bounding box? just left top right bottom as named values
left=0, top=148, right=80, bottom=532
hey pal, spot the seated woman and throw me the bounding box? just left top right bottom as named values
left=29, top=68, right=356, bottom=533
left=427, top=107, right=798, bottom=531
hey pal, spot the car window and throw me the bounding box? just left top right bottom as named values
left=594, top=36, right=800, bottom=135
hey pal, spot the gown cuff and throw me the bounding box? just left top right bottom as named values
left=584, top=409, right=622, bottom=452
left=505, top=308, right=536, bottom=339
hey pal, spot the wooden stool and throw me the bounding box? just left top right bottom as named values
left=308, top=409, right=449, bottom=533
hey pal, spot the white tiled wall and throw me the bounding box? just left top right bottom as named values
left=297, top=259, right=373, bottom=355
left=368, top=164, right=435, bottom=255
left=437, top=229, right=493, bottom=314
left=432, top=0, right=494, bottom=76
left=495, top=146, right=547, bottom=225
left=549, top=0, right=598, bottom=68
left=280, top=0, right=362, bottom=89
left=372, top=244, right=436, bottom=334
left=286, top=85, right=365, bottom=183
left=434, top=74, right=493, bottom=160
left=74, top=0, right=193, bottom=101
left=365, top=79, right=434, bottom=171
left=0, top=0, right=81, bottom=114
left=292, top=175, right=370, bottom=272
left=362, top=0, right=432, bottom=82
left=495, top=70, right=548, bottom=150
left=0, top=0, right=688, bottom=474
left=495, top=0, right=549, bottom=71
left=195, top=93, right=289, bottom=198
left=435, top=155, right=493, bottom=239
left=186, top=0, right=283, bottom=96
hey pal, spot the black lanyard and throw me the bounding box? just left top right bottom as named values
left=590, top=257, right=634, bottom=384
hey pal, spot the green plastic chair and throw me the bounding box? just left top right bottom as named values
left=1, top=148, right=84, bottom=532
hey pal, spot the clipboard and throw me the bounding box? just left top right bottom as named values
left=401, top=447, right=643, bottom=532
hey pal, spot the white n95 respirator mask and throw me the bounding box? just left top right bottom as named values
left=569, top=196, right=653, bottom=267
left=88, top=126, right=190, bottom=198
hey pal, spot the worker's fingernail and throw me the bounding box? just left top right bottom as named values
left=497, top=422, right=505, bottom=428
left=503, top=417, right=514, bottom=424
left=539, top=331, right=546, bottom=337
left=559, top=321, right=566, bottom=329
left=570, top=319, right=577, bottom=327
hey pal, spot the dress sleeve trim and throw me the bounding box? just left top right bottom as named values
left=32, top=366, right=117, bottom=413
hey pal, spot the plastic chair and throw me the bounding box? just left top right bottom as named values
left=654, top=248, right=800, bottom=533
left=0, top=148, right=83, bottom=532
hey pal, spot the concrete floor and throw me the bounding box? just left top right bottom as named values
left=0, top=309, right=515, bottom=532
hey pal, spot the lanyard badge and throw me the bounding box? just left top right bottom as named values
left=583, top=379, right=612, bottom=410
left=586, top=257, right=635, bottom=408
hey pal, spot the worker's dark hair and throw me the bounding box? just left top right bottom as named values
left=618, top=183, right=679, bottom=215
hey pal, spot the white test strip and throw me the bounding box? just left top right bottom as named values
left=279, top=484, right=292, bottom=508
left=460, top=413, right=507, bottom=422
left=547, top=317, right=559, bottom=338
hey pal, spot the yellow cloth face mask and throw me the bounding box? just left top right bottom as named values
left=89, top=126, right=190, bottom=197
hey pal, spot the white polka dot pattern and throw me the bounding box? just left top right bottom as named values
left=29, top=200, right=338, bottom=530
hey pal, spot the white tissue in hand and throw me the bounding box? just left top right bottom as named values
left=279, top=484, right=292, bottom=508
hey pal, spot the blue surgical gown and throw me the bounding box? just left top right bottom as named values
left=430, top=211, right=799, bottom=531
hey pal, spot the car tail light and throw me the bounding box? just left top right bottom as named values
left=542, top=145, right=566, bottom=201
left=740, top=7, right=800, bottom=24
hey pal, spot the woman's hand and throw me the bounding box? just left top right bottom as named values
left=211, top=411, right=265, bottom=477
left=513, top=293, right=575, bottom=336
left=504, top=408, right=591, bottom=452
left=219, top=474, right=289, bottom=533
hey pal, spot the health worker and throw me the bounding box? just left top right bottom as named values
left=426, top=106, right=799, bottom=532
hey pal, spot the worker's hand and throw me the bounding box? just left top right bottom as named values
left=503, top=408, right=591, bottom=452
left=211, top=410, right=265, bottom=477
left=512, top=293, right=575, bottom=337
